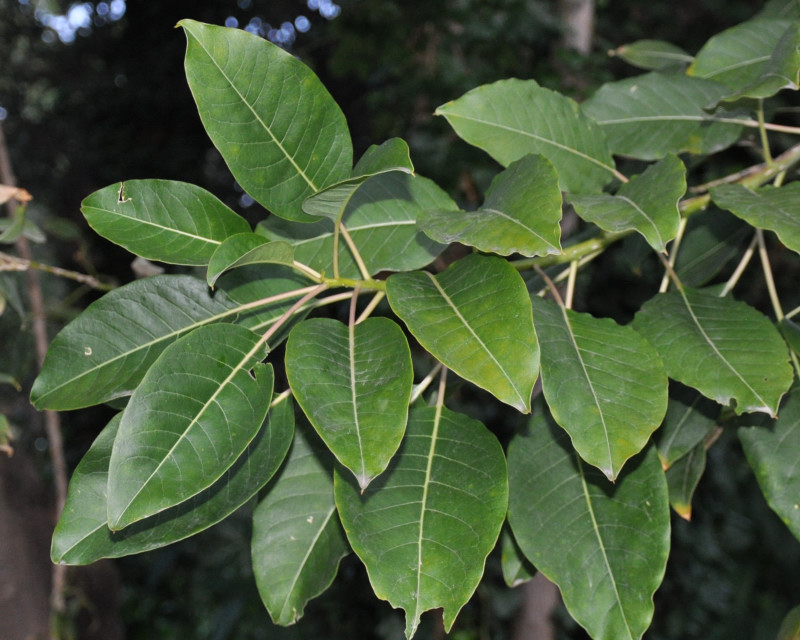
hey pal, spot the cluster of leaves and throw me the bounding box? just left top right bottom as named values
left=31, top=4, right=800, bottom=639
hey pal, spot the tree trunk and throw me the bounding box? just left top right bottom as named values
left=512, top=572, right=560, bottom=640
left=558, top=0, right=596, bottom=54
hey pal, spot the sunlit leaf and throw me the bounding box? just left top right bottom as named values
left=435, top=78, right=616, bottom=193
left=665, top=440, right=706, bottom=520
left=335, top=406, right=508, bottom=639
left=418, top=154, right=562, bottom=257
left=107, top=323, right=273, bottom=529
left=207, top=233, right=294, bottom=287
left=387, top=254, right=539, bottom=412
left=286, top=317, right=412, bottom=489
left=610, top=39, right=693, bottom=71
left=31, top=275, right=238, bottom=410
left=507, top=400, right=670, bottom=640
left=81, top=180, right=251, bottom=265
left=252, top=421, right=349, bottom=626
left=633, top=287, right=793, bottom=416
left=531, top=296, right=668, bottom=480
left=180, top=20, right=352, bottom=222
left=655, top=383, right=719, bottom=469
left=51, top=397, right=293, bottom=564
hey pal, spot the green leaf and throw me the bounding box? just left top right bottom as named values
left=107, top=323, right=273, bottom=529
left=569, top=154, right=686, bottom=252
left=665, top=440, right=706, bottom=520
left=435, top=78, right=616, bottom=193
left=387, top=254, right=539, bottom=412
left=711, top=182, right=800, bottom=254
left=0, top=372, right=21, bottom=391
left=758, top=0, right=800, bottom=19
left=0, top=203, right=28, bottom=243
left=286, top=317, right=413, bottom=489
left=655, top=384, right=719, bottom=469
left=781, top=318, right=800, bottom=356
left=610, top=40, right=693, bottom=71
left=776, top=604, right=800, bottom=640
left=500, top=526, right=536, bottom=588
left=507, top=401, right=670, bottom=640
left=31, top=275, right=238, bottom=410
left=582, top=72, right=743, bottom=159
left=418, top=154, right=562, bottom=257
left=633, top=287, right=793, bottom=416
left=81, top=180, right=251, bottom=265
left=260, top=172, right=450, bottom=279
left=51, top=396, right=293, bottom=564
left=733, top=22, right=800, bottom=99
left=180, top=20, right=352, bottom=222
left=252, top=421, right=349, bottom=626
left=207, top=233, right=294, bottom=287
left=335, top=406, right=508, bottom=639
left=531, top=296, right=668, bottom=480
left=740, top=386, right=800, bottom=543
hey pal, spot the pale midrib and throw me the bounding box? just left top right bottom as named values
left=596, top=114, right=709, bottom=125
left=577, top=455, right=635, bottom=640
left=349, top=321, right=368, bottom=486
left=702, top=54, right=771, bottom=79
left=192, top=35, right=318, bottom=192
left=276, top=220, right=416, bottom=249
left=480, top=207, right=558, bottom=247
left=426, top=272, right=524, bottom=407
left=614, top=195, right=664, bottom=248
left=87, top=206, right=222, bottom=244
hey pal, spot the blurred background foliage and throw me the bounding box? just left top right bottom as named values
left=1, top=0, right=799, bottom=638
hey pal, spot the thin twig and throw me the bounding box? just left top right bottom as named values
left=0, top=250, right=113, bottom=291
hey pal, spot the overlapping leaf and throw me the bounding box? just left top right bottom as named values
left=180, top=20, right=352, bottom=222
left=387, top=254, right=539, bottom=412
left=435, top=78, right=616, bottom=193
left=81, top=180, right=251, bottom=265
left=507, top=401, right=670, bottom=640
left=582, top=72, right=742, bottom=159
left=31, top=275, right=239, bottom=410
left=335, top=406, right=508, bottom=639
left=569, top=154, right=686, bottom=252
left=633, top=287, right=793, bottom=416
left=665, top=440, right=706, bottom=520
left=655, top=384, right=719, bottom=469
left=260, top=172, right=450, bottom=279
left=51, top=397, right=293, bottom=564
left=611, top=40, right=693, bottom=71
left=500, top=527, right=536, bottom=588
left=207, top=233, right=294, bottom=286
left=418, top=154, right=562, bottom=257
left=252, top=421, right=349, bottom=626
left=531, top=296, right=668, bottom=480
left=107, top=323, right=273, bottom=529
left=711, top=182, right=800, bottom=254
left=286, top=317, right=413, bottom=489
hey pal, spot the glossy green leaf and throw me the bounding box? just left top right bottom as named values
left=31, top=275, right=238, bottom=410
left=665, top=440, right=706, bottom=520
left=51, top=397, right=293, bottom=564
left=655, top=384, right=719, bottom=469
left=286, top=317, right=412, bottom=489
left=418, top=154, right=562, bottom=257
left=387, top=254, right=539, bottom=412
left=435, top=78, right=616, bottom=193
left=180, top=20, right=352, bottom=222
left=633, top=287, right=793, bottom=416
left=107, top=323, right=273, bottom=529
left=207, top=233, right=294, bottom=287
left=733, top=22, right=800, bottom=99
left=335, top=406, right=508, bottom=639
left=531, top=296, right=668, bottom=480
left=711, top=182, right=800, bottom=254
left=81, top=180, right=250, bottom=265
left=252, top=421, right=349, bottom=626
left=507, top=401, right=670, bottom=640
left=260, top=172, right=449, bottom=279
left=611, top=40, right=693, bottom=71
left=569, top=154, right=685, bottom=252
left=500, top=527, right=536, bottom=588
left=740, top=386, right=800, bottom=542
left=582, top=72, right=743, bottom=159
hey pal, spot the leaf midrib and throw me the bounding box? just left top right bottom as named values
left=84, top=204, right=223, bottom=245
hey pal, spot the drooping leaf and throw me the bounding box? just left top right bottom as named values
left=180, top=20, right=352, bottom=222
left=418, top=154, right=562, bottom=257
left=51, top=397, right=293, bottom=564
left=500, top=526, right=536, bottom=588
left=286, top=317, right=413, bottom=489
left=31, top=275, right=238, bottom=410
left=435, top=78, right=616, bottom=193
left=633, top=287, right=793, bottom=416
left=582, top=72, right=743, bottom=159
left=252, top=421, right=349, bottom=626
left=610, top=40, right=693, bottom=71
left=81, top=180, right=251, bottom=265
left=531, top=295, right=668, bottom=480
left=740, top=386, right=800, bottom=543
left=260, top=172, right=450, bottom=279
left=387, top=254, right=539, bottom=412
left=711, top=182, right=800, bottom=255
left=655, top=383, right=719, bottom=469
left=206, top=233, right=294, bottom=287
left=569, top=154, right=686, bottom=252
left=335, top=406, right=508, bottom=639
left=665, top=440, right=706, bottom=520
left=507, top=401, right=670, bottom=640
left=107, top=323, right=273, bottom=529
